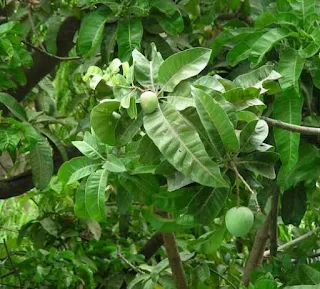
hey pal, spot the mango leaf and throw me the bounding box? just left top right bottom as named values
left=128, top=0, right=150, bottom=16
left=158, top=47, right=212, bottom=92
left=101, top=23, right=117, bottom=65
left=30, top=138, right=53, bottom=190
left=282, top=183, right=307, bottom=227
left=72, top=131, right=104, bottom=160
left=284, top=286, right=320, bottom=289
left=187, top=187, right=229, bottom=225
left=0, top=92, right=27, bottom=121
left=278, top=48, right=305, bottom=91
left=0, top=126, right=21, bottom=152
left=298, top=264, right=320, bottom=285
left=103, top=154, right=126, bottom=172
left=240, top=120, right=269, bottom=153
left=273, top=89, right=303, bottom=172
left=233, top=65, right=281, bottom=93
left=117, top=18, right=143, bottom=62
left=193, top=75, right=225, bottom=93
left=192, top=86, right=239, bottom=154
left=237, top=151, right=279, bottom=179
left=151, top=0, right=177, bottom=16
left=77, top=9, right=110, bottom=57
left=144, top=103, right=228, bottom=188
left=167, top=81, right=195, bottom=111
left=249, top=28, right=293, bottom=67
left=155, top=11, right=184, bottom=36
left=299, top=28, right=320, bottom=58
left=58, top=156, right=101, bottom=185
left=91, top=100, right=120, bottom=145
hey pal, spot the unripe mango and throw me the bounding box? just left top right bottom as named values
left=225, top=206, right=254, bottom=237
left=140, top=91, right=158, bottom=114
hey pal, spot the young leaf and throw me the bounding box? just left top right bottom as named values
left=91, top=100, right=120, bottom=145
left=249, top=28, right=293, bottom=67
left=117, top=18, right=143, bottom=62
left=58, top=156, right=101, bottom=185
left=30, top=138, right=53, bottom=190
left=187, top=187, right=229, bottom=225
left=273, top=89, right=303, bottom=172
left=158, top=48, right=212, bottom=92
left=192, top=86, right=240, bottom=154
left=278, top=48, right=305, bottom=91
left=143, top=103, right=228, bottom=188
left=77, top=9, right=110, bottom=57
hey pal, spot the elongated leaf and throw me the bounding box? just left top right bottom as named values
left=143, top=103, right=228, bottom=188
left=103, top=154, right=126, bottom=172
left=192, top=86, right=239, bottom=154
left=155, top=11, right=184, bottom=36
left=187, top=187, right=229, bottom=225
left=30, top=138, right=53, bottom=190
left=151, top=0, right=177, bottom=16
left=0, top=92, right=27, bottom=121
left=278, top=48, right=305, bottom=91
left=158, top=48, right=212, bottom=92
left=238, top=151, right=279, bottom=179
left=167, top=81, right=195, bottom=110
left=0, top=126, right=21, bottom=152
left=72, top=132, right=103, bottom=160
left=58, top=156, right=101, bottom=185
left=285, top=286, right=320, bottom=289
left=83, top=169, right=108, bottom=221
left=91, top=100, right=120, bottom=145
left=240, top=120, right=269, bottom=153
left=298, top=264, right=320, bottom=285
left=273, top=89, right=303, bottom=172
left=77, top=9, right=110, bottom=57
left=117, top=18, right=143, bottom=61
left=249, top=28, right=293, bottom=67
left=193, top=75, right=225, bottom=93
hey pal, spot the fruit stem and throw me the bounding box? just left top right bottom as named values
left=230, top=161, right=261, bottom=212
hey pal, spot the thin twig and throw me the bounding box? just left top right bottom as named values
left=117, top=245, right=144, bottom=274
left=27, top=5, right=46, bottom=51
left=230, top=161, right=260, bottom=212
left=262, top=116, right=320, bottom=135
left=3, top=239, right=22, bottom=288
left=209, top=268, right=237, bottom=289
left=264, top=227, right=320, bottom=257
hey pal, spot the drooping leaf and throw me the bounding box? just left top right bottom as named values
left=281, top=183, right=306, bottom=226
left=278, top=48, right=305, bottom=91
left=117, top=18, right=143, bottom=61
left=0, top=92, right=27, bottom=121
left=30, top=138, right=53, bottom=190
left=91, top=100, right=120, bottom=145
left=72, top=131, right=104, bottom=160
left=273, top=89, right=303, bottom=172
left=249, top=28, right=293, bottom=67
left=144, top=103, right=228, bottom=188
left=192, top=86, right=240, bottom=154
left=101, top=23, right=117, bottom=65
left=187, top=187, right=229, bottom=225
left=77, top=9, right=110, bottom=57
left=158, top=48, right=212, bottom=92
left=58, top=156, right=101, bottom=185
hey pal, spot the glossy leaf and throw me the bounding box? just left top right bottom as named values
left=151, top=0, right=177, bottom=16
left=103, top=154, right=126, bottom=172
left=192, top=86, right=239, bottom=154
left=77, top=9, right=110, bottom=57
left=58, top=156, right=101, bottom=185
left=0, top=92, right=27, bottom=121
left=91, top=100, right=120, bottom=145
left=273, top=89, right=303, bottom=172
left=155, top=11, right=184, bottom=36
left=158, top=48, right=212, bottom=92
left=278, top=48, right=305, bottom=91
left=117, top=18, right=143, bottom=61
left=30, top=138, right=53, bottom=190
left=167, top=81, right=195, bottom=111
left=144, top=103, right=228, bottom=188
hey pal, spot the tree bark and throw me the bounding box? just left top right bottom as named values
left=269, top=189, right=280, bottom=257
left=242, top=213, right=271, bottom=286
left=162, top=232, right=188, bottom=289
left=139, top=232, right=163, bottom=262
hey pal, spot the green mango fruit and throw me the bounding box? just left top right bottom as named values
left=140, top=91, right=158, bottom=114
left=225, top=206, right=254, bottom=237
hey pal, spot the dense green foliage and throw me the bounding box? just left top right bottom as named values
left=1, top=0, right=320, bottom=289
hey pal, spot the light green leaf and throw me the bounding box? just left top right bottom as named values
left=77, top=9, right=110, bottom=57
left=158, top=47, right=212, bottom=92
left=273, top=89, right=303, bottom=172
left=103, top=154, right=126, bottom=172
left=143, top=103, right=228, bottom=188
left=192, top=86, right=239, bottom=154
left=249, top=28, right=293, bottom=67
left=117, top=18, right=143, bottom=62
left=39, top=218, right=58, bottom=237
left=0, top=126, right=21, bottom=152
left=187, top=187, right=229, bottom=224
left=72, top=132, right=103, bottom=160
left=284, top=286, right=320, bottom=289
left=58, top=156, right=101, bottom=185
left=91, top=100, right=120, bottom=145
left=30, top=138, right=53, bottom=190
left=278, top=48, right=305, bottom=91
left=167, top=81, right=195, bottom=110
left=0, top=92, right=27, bottom=121
left=193, top=75, right=225, bottom=93
left=238, top=151, right=279, bottom=179
left=240, top=120, right=269, bottom=153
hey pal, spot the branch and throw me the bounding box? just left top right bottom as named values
left=138, top=232, right=164, bottom=262
left=242, top=213, right=271, bottom=286
left=269, top=188, right=279, bottom=257
left=262, top=116, right=320, bottom=135
left=264, top=227, right=320, bottom=257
